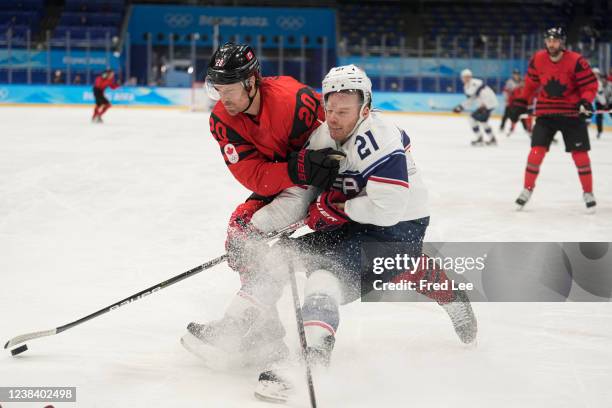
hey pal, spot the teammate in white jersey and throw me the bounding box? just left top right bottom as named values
left=453, top=69, right=499, bottom=146
left=255, top=65, right=478, bottom=403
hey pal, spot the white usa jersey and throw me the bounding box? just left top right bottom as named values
left=595, top=78, right=606, bottom=105
left=307, top=111, right=429, bottom=226
left=461, top=77, right=499, bottom=110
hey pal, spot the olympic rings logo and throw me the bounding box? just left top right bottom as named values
left=164, top=14, right=194, bottom=28
left=0, top=87, right=8, bottom=100
left=276, top=16, right=305, bottom=30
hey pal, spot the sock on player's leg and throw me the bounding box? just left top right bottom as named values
left=99, top=104, right=110, bottom=117
left=524, top=146, right=547, bottom=190
left=391, top=254, right=455, bottom=303
left=571, top=150, right=593, bottom=193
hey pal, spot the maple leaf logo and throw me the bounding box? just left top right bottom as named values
left=543, top=77, right=567, bottom=98
left=226, top=146, right=234, bottom=155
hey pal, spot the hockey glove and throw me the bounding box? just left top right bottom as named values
left=508, top=98, right=528, bottom=122
left=577, top=99, right=594, bottom=119
left=453, top=105, right=464, bottom=113
left=225, top=197, right=267, bottom=272
left=306, top=190, right=350, bottom=231
left=288, top=148, right=345, bottom=190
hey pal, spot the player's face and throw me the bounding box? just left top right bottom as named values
left=215, top=82, right=250, bottom=115
left=461, top=75, right=471, bottom=85
left=325, top=92, right=363, bottom=143
left=545, top=38, right=562, bottom=57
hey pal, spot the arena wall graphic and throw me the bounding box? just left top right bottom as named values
left=0, top=84, right=610, bottom=127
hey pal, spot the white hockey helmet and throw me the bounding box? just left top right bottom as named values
left=592, top=67, right=601, bottom=76
left=460, top=68, right=473, bottom=78
left=322, top=64, right=372, bottom=111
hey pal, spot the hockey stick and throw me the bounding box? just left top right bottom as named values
left=4, top=220, right=305, bottom=355
left=427, top=98, right=456, bottom=112
left=287, top=259, right=318, bottom=408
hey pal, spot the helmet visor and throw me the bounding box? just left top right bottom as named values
left=205, top=76, right=221, bottom=101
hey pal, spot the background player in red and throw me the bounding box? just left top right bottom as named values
left=181, top=43, right=343, bottom=368
left=509, top=27, right=598, bottom=212
left=500, top=68, right=521, bottom=135
left=92, top=69, right=119, bottom=123
left=506, top=80, right=533, bottom=136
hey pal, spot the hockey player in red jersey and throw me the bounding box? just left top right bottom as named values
left=181, top=43, right=343, bottom=368
left=506, top=81, right=533, bottom=136
left=92, top=69, right=119, bottom=123
left=509, top=27, right=598, bottom=212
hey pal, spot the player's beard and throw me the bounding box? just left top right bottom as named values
left=223, top=101, right=242, bottom=116
left=546, top=45, right=562, bottom=58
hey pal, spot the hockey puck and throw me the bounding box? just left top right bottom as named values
left=10, top=344, right=28, bottom=356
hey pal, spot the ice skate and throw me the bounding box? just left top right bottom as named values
left=440, top=290, right=478, bottom=344
left=181, top=312, right=288, bottom=370
left=306, top=334, right=335, bottom=367
left=254, top=369, right=293, bottom=403
left=470, top=136, right=484, bottom=146
left=583, top=192, right=596, bottom=214
left=485, top=136, right=497, bottom=146
left=515, top=188, right=532, bottom=210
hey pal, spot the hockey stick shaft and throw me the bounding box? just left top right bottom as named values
left=4, top=220, right=305, bottom=350
left=288, top=260, right=317, bottom=408
left=430, top=106, right=456, bottom=112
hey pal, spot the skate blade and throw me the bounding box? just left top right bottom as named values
left=586, top=207, right=596, bottom=215
left=180, top=332, right=243, bottom=371
left=515, top=204, right=526, bottom=211
left=254, top=391, right=288, bottom=404
left=254, top=382, right=290, bottom=404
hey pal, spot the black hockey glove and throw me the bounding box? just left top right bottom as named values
left=508, top=98, right=528, bottom=122
left=577, top=99, right=594, bottom=119
left=288, top=148, right=345, bottom=190
left=453, top=104, right=464, bottom=113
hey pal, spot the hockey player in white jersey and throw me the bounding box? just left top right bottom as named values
left=592, top=68, right=607, bottom=139
left=453, top=69, right=499, bottom=146
left=255, top=65, right=478, bottom=403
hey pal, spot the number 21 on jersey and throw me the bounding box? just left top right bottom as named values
left=355, top=130, right=379, bottom=160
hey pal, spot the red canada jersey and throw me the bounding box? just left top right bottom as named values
left=507, top=84, right=522, bottom=105
left=520, top=50, right=597, bottom=117
left=94, top=75, right=119, bottom=91
left=209, top=76, right=325, bottom=197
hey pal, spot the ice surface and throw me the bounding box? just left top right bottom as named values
left=1, top=106, right=611, bottom=407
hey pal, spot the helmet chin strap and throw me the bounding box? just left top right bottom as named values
left=241, top=80, right=259, bottom=113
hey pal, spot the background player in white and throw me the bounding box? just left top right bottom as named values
left=592, top=68, right=607, bottom=139
left=453, top=69, right=499, bottom=146
left=255, top=65, right=478, bottom=403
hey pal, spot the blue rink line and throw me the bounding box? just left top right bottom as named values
left=0, top=85, right=610, bottom=127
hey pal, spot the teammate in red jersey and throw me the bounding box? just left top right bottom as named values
left=506, top=81, right=533, bottom=136
left=91, top=69, right=120, bottom=123
left=180, top=43, right=343, bottom=368
left=509, top=27, right=598, bottom=212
